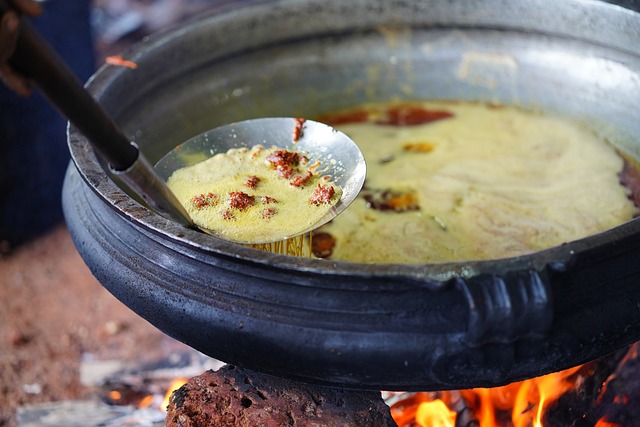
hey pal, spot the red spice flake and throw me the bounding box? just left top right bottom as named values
left=276, top=164, right=295, bottom=179
left=293, top=118, right=306, bottom=142
left=105, top=55, right=138, bottom=69
left=311, top=232, right=336, bottom=258
left=266, top=149, right=307, bottom=180
left=315, top=109, right=369, bottom=126
left=222, top=210, right=235, bottom=220
left=192, top=195, right=208, bottom=209
left=289, top=171, right=313, bottom=188
left=228, top=191, right=255, bottom=210
left=309, top=184, right=336, bottom=205
left=376, top=105, right=453, bottom=126
left=261, top=208, right=276, bottom=219
left=191, top=192, right=219, bottom=209
left=261, top=196, right=278, bottom=204
left=266, top=149, right=303, bottom=168
left=244, top=175, right=261, bottom=189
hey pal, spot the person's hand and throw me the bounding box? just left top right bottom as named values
left=0, top=0, right=42, bottom=96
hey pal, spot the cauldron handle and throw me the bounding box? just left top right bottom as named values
left=0, top=0, right=193, bottom=227
left=455, top=269, right=554, bottom=345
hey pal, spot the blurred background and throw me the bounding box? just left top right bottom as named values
left=92, top=0, right=238, bottom=59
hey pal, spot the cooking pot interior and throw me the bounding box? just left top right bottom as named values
left=91, top=1, right=640, bottom=172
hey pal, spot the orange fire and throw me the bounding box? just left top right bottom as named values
left=162, top=377, right=188, bottom=411
left=594, top=420, right=622, bottom=427
left=137, top=394, right=155, bottom=408
left=415, top=400, right=456, bottom=427
left=389, top=365, right=623, bottom=427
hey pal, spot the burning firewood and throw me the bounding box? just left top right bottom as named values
left=386, top=344, right=640, bottom=427
left=545, top=343, right=638, bottom=427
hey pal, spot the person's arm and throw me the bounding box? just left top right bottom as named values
left=0, top=0, right=42, bottom=95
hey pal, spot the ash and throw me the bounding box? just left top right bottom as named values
left=17, top=349, right=223, bottom=427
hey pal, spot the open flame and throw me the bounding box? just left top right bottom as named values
left=105, top=377, right=187, bottom=412
left=389, top=365, right=624, bottom=427
left=162, top=377, right=188, bottom=411
left=97, top=344, right=636, bottom=426
left=416, top=399, right=456, bottom=427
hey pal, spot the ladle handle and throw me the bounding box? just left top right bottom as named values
left=1, top=1, right=194, bottom=227
left=2, top=4, right=137, bottom=171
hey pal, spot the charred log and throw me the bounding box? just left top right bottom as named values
left=544, top=344, right=635, bottom=426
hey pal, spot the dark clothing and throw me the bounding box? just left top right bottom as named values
left=0, top=0, right=95, bottom=248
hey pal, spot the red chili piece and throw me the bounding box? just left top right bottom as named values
left=261, top=196, right=278, bottom=204
left=245, top=175, right=261, bottom=189
left=192, top=195, right=208, bottom=209
left=266, top=149, right=302, bottom=167
left=376, top=105, right=454, bottom=126
left=228, top=192, right=255, bottom=210
left=267, top=149, right=300, bottom=166
left=222, top=210, right=235, bottom=220
left=266, top=149, right=306, bottom=179
left=293, top=118, right=306, bottom=142
left=309, top=184, right=335, bottom=205
left=276, top=165, right=295, bottom=179
left=315, top=109, right=369, bottom=126
left=191, top=192, right=218, bottom=209
left=290, top=171, right=313, bottom=188
left=261, top=208, right=276, bottom=219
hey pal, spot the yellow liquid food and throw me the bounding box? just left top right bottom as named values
left=311, top=101, right=638, bottom=263
left=167, top=145, right=341, bottom=243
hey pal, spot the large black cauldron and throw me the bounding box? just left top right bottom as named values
left=63, top=0, right=640, bottom=390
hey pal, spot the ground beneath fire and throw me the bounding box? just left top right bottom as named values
left=0, top=225, right=192, bottom=426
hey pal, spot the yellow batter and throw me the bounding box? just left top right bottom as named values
left=311, top=101, right=637, bottom=263
left=167, top=145, right=341, bottom=243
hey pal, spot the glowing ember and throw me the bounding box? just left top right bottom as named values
left=107, top=390, right=122, bottom=402
left=137, top=394, right=154, bottom=408
left=594, top=419, right=622, bottom=427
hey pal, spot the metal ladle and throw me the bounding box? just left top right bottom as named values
left=3, top=3, right=366, bottom=243
left=155, top=118, right=366, bottom=243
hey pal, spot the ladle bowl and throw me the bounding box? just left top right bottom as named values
left=155, top=117, right=366, bottom=243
